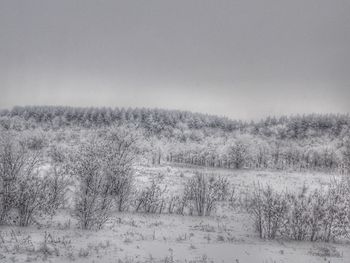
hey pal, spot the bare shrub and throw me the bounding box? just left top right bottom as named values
left=247, top=179, right=350, bottom=242
left=284, top=179, right=349, bottom=242
left=135, top=179, right=167, bottom=213
left=167, top=195, right=180, bottom=214
left=20, top=131, right=47, bottom=151
left=184, top=173, right=229, bottom=216
left=15, top=171, right=52, bottom=226
left=70, top=138, right=114, bottom=229
left=47, top=144, right=67, bottom=164
left=247, top=184, right=288, bottom=239
left=320, top=179, right=350, bottom=242
left=176, top=194, right=191, bottom=215
left=69, top=126, right=140, bottom=229
left=283, top=186, right=313, bottom=241
left=111, top=173, right=135, bottom=212
left=46, top=145, right=71, bottom=212
left=0, top=133, right=55, bottom=226
left=45, top=164, right=70, bottom=214
left=0, top=134, right=30, bottom=224
left=0, top=133, right=69, bottom=227
left=102, top=127, right=139, bottom=212
left=165, top=194, right=192, bottom=215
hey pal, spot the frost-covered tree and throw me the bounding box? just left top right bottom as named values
left=228, top=138, right=250, bottom=169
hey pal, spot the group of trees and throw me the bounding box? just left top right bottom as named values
left=164, top=137, right=350, bottom=173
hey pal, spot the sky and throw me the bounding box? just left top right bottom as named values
left=0, top=0, right=349, bottom=120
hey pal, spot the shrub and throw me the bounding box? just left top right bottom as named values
left=0, top=133, right=67, bottom=226
left=283, top=186, right=313, bottom=241
left=135, top=179, right=167, bottom=213
left=247, top=184, right=288, bottom=239
left=45, top=164, right=70, bottom=214
left=247, top=179, right=350, bottom=242
left=70, top=139, right=114, bottom=229
left=102, top=126, right=140, bottom=212
left=69, top=126, right=140, bottom=229
left=167, top=195, right=180, bottom=214
left=321, top=180, right=350, bottom=242
left=0, top=135, right=29, bottom=224
left=112, top=172, right=135, bottom=212
left=15, top=171, right=52, bottom=226
left=184, top=173, right=229, bottom=216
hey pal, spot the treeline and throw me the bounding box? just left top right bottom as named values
left=0, top=105, right=241, bottom=132
left=0, top=106, right=349, bottom=139
left=0, top=106, right=349, bottom=173
left=162, top=136, right=350, bottom=173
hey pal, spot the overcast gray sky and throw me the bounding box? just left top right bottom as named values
left=0, top=0, right=349, bottom=119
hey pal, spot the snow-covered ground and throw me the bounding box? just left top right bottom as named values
left=134, top=164, right=340, bottom=195
left=0, top=165, right=348, bottom=263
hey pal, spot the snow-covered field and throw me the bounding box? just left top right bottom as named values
left=0, top=165, right=349, bottom=263
left=134, top=164, right=340, bottom=194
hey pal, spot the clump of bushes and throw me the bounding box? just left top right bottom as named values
left=246, top=179, right=350, bottom=242
left=133, top=172, right=230, bottom=217
left=247, top=184, right=287, bottom=239
left=69, top=126, right=140, bottom=229
left=70, top=139, right=113, bottom=230
left=0, top=133, right=68, bottom=227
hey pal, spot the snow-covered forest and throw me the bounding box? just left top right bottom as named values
left=1, top=106, right=350, bottom=173
left=1, top=106, right=350, bottom=262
